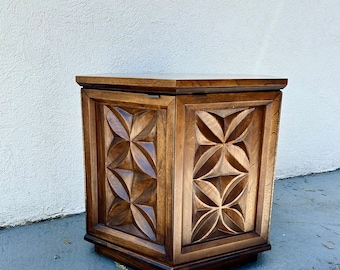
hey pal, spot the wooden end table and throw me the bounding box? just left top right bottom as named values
left=77, top=74, right=287, bottom=269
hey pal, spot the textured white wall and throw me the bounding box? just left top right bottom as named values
left=1, top=1, right=339, bottom=226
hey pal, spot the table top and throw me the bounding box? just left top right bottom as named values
left=76, top=74, right=288, bottom=94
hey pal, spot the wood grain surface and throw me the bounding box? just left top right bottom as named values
left=79, top=75, right=287, bottom=269
left=76, top=74, right=287, bottom=94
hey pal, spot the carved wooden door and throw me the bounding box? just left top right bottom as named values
left=173, top=91, right=282, bottom=264
left=81, top=89, right=175, bottom=261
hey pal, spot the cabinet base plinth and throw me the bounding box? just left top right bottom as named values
left=91, top=240, right=270, bottom=270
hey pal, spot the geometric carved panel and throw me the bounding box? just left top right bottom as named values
left=103, top=106, right=158, bottom=242
left=192, top=108, right=255, bottom=243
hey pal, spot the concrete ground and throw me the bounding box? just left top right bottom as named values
left=1, top=170, right=339, bottom=270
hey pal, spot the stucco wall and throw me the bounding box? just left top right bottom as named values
left=1, top=1, right=339, bottom=227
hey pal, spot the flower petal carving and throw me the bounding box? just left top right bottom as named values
left=131, top=143, right=156, bottom=178
left=104, top=106, right=158, bottom=242
left=138, top=205, right=156, bottom=229
left=131, top=204, right=156, bottom=241
left=130, top=110, right=157, bottom=141
left=194, top=145, right=223, bottom=179
left=194, top=179, right=220, bottom=206
left=221, top=208, right=245, bottom=233
left=195, top=125, right=219, bottom=146
left=196, top=111, right=224, bottom=143
left=108, top=199, right=130, bottom=226
left=191, top=108, right=254, bottom=243
left=107, top=169, right=132, bottom=202
left=225, top=145, right=250, bottom=173
left=224, top=108, right=254, bottom=143
left=192, top=175, right=247, bottom=242
left=106, top=108, right=130, bottom=140
left=106, top=168, right=157, bottom=241
left=136, top=142, right=156, bottom=166
left=192, top=210, right=219, bottom=242
left=223, top=174, right=248, bottom=206
left=106, top=107, right=157, bottom=178
left=107, top=141, right=130, bottom=170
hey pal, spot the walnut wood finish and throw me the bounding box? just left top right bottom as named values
left=79, top=74, right=287, bottom=269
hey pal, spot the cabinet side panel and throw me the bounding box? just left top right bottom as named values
left=256, top=91, right=282, bottom=239
left=102, top=104, right=160, bottom=242
left=185, top=103, right=263, bottom=244
left=82, top=89, right=175, bottom=260
left=175, top=92, right=276, bottom=264
left=81, top=91, right=99, bottom=233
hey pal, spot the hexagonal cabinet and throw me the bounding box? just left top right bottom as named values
left=77, top=74, right=287, bottom=269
